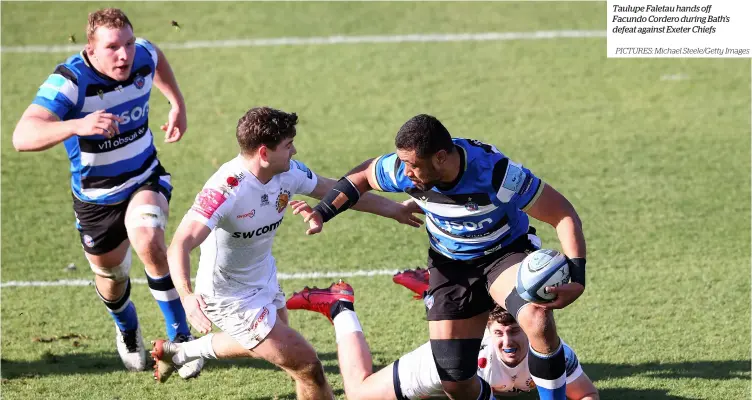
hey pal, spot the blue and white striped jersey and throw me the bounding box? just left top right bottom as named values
left=372, top=138, right=545, bottom=260
left=31, top=38, right=164, bottom=205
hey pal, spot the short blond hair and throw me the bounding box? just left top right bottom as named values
left=87, top=8, right=133, bottom=41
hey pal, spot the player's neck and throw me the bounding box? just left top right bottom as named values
left=240, top=155, right=276, bottom=184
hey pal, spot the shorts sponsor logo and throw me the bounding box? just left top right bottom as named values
left=250, top=307, right=269, bottom=332
left=83, top=234, right=94, bottom=247
left=191, top=188, right=227, bottom=219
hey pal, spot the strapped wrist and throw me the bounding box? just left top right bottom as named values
left=568, top=257, right=586, bottom=288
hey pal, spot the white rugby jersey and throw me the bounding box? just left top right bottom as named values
left=187, top=156, right=317, bottom=299
left=477, top=336, right=583, bottom=394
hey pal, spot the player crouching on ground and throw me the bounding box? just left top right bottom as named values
left=286, top=270, right=599, bottom=400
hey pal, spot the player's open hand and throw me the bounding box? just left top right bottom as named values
left=538, top=282, right=585, bottom=310
left=77, top=110, right=121, bottom=138
left=181, top=293, right=212, bottom=334
left=161, top=105, right=187, bottom=143
left=392, top=199, right=424, bottom=228
left=290, top=200, right=323, bottom=235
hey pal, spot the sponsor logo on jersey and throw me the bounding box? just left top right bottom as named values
left=478, top=357, right=488, bottom=368
left=117, top=101, right=149, bottom=125
left=226, top=176, right=239, bottom=188
left=276, top=190, right=290, bottom=213
left=232, top=217, right=284, bottom=238
left=237, top=209, right=255, bottom=219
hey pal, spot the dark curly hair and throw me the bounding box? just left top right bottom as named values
left=488, top=305, right=517, bottom=326
left=394, top=114, right=454, bottom=159
left=236, top=107, right=298, bottom=153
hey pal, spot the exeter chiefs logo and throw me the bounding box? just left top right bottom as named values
left=276, top=191, right=290, bottom=213
left=134, top=74, right=145, bottom=89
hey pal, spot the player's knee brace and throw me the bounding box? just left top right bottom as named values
left=89, top=250, right=132, bottom=282
left=126, top=204, right=167, bottom=230
left=430, top=338, right=482, bottom=382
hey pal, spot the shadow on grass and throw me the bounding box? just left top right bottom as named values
left=2, top=354, right=748, bottom=400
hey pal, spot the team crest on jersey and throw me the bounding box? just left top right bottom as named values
left=465, top=197, right=479, bottom=211
left=260, top=194, right=270, bottom=207
left=134, top=74, right=145, bottom=89
left=526, top=377, right=535, bottom=389
left=276, top=190, right=291, bottom=213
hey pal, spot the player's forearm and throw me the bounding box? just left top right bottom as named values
left=350, top=192, right=400, bottom=219
left=555, top=213, right=586, bottom=259
left=153, top=47, right=185, bottom=109
left=166, top=243, right=194, bottom=298
left=12, top=116, right=78, bottom=152
left=346, top=159, right=377, bottom=194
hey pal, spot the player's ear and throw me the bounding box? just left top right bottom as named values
left=433, top=150, right=447, bottom=167
left=258, top=145, right=268, bottom=162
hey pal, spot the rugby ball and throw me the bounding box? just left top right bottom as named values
left=516, top=249, right=570, bottom=303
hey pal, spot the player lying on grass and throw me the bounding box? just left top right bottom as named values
left=285, top=270, right=599, bottom=400
left=149, top=106, right=422, bottom=399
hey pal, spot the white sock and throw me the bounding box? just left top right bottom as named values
left=173, top=333, right=217, bottom=364
left=332, top=310, right=362, bottom=344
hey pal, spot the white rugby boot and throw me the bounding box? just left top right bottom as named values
left=115, top=325, right=149, bottom=371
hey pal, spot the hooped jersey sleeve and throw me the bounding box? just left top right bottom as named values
left=491, top=157, right=545, bottom=211
left=370, top=153, right=413, bottom=192
left=31, top=65, right=79, bottom=120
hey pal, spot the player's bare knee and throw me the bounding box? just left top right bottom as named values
left=129, top=229, right=166, bottom=262
left=293, top=357, right=327, bottom=386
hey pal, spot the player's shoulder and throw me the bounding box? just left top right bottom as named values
left=204, top=157, right=250, bottom=193
left=52, top=53, right=88, bottom=84
left=286, top=159, right=314, bottom=179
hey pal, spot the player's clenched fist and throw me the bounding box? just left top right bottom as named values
left=76, top=109, right=121, bottom=138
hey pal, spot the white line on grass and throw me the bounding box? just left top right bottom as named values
left=0, top=269, right=401, bottom=288
left=1, top=30, right=605, bottom=53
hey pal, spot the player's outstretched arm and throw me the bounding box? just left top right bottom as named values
left=12, top=105, right=120, bottom=151
left=525, top=183, right=587, bottom=309
left=166, top=217, right=213, bottom=334
left=151, top=44, right=187, bottom=143
left=309, top=174, right=423, bottom=228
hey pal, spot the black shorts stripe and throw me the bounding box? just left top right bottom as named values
left=78, top=124, right=149, bottom=154
left=81, top=152, right=158, bottom=189
left=392, top=359, right=409, bottom=400
left=84, top=65, right=152, bottom=97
